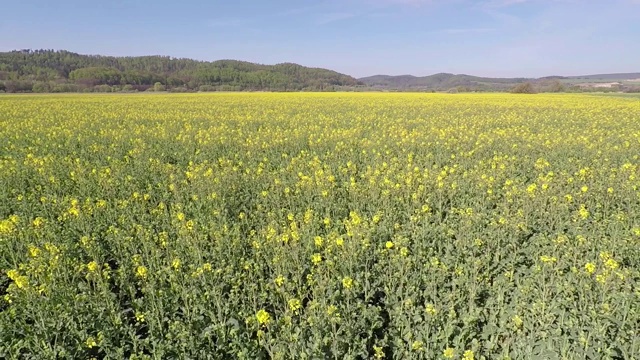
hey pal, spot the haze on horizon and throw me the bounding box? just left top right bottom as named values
left=1, top=0, right=639, bottom=79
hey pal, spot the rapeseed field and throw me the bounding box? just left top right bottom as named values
left=0, top=93, right=638, bottom=359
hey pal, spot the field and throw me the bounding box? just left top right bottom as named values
left=0, top=93, right=639, bottom=359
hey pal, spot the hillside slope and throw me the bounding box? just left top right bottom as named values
left=0, top=49, right=361, bottom=92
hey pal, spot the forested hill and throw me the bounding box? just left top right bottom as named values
left=0, top=49, right=361, bottom=92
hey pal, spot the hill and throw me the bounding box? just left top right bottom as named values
left=359, top=72, right=640, bottom=92
left=568, top=73, right=640, bottom=80
left=0, top=49, right=361, bottom=92
left=359, top=73, right=529, bottom=91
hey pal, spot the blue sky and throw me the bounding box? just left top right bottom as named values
left=1, top=0, right=639, bottom=78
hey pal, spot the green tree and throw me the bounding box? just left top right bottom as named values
left=511, top=82, right=536, bottom=94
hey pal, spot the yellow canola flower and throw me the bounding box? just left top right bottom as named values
left=463, top=350, right=475, bottom=360
left=135, top=265, right=148, bottom=279
left=7, top=269, right=29, bottom=289
left=425, top=304, right=437, bottom=316
left=342, top=277, right=353, bottom=289
left=443, top=347, right=455, bottom=359
left=87, top=261, right=100, bottom=273
left=288, top=298, right=302, bottom=313
left=584, top=262, right=596, bottom=274
left=256, top=309, right=271, bottom=326
left=0, top=220, right=15, bottom=234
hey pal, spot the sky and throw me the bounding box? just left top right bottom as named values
left=1, top=0, right=639, bottom=78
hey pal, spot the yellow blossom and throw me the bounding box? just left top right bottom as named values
left=342, top=276, right=353, bottom=289
left=425, top=304, right=437, bottom=316
left=288, top=298, right=302, bottom=313
left=584, top=262, right=596, bottom=274
left=135, top=265, right=148, bottom=279
left=256, top=309, right=271, bottom=326
left=443, top=347, right=455, bottom=359
left=87, top=261, right=100, bottom=273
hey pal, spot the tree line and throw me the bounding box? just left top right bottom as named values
left=0, top=49, right=362, bottom=93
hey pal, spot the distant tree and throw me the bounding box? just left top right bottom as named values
left=4, top=80, right=33, bottom=92
left=32, top=82, right=52, bottom=93
left=511, top=82, right=536, bottom=94
left=198, top=85, right=216, bottom=92
left=153, top=82, right=166, bottom=92
left=548, top=81, right=566, bottom=93
left=93, top=84, right=113, bottom=92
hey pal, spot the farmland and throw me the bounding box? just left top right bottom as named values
left=0, top=93, right=639, bottom=359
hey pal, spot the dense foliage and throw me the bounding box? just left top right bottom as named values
left=0, top=50, right=361, bottom=92
left=1, top=93, right=639, bottom=359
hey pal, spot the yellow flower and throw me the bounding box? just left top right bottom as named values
left=584, top=262, right=596, bottom=274
left=342, top=276, right=353, bottom=289
left=135, top=311, right=146, bottom=322
left=0, top=219, right=15, bottom=234
left=171, top=258, right=181, bottom=270
left=411, top=340, right=424, bottom=351
left=578, top=205, right=589, bottom=219
left=67, top=207, right=80, bottom=217
left=512, top=315, right=523, bottom=329
left=463, top=350, right=474, bottom=360
left=540, top=255, right=557, bottom=264
left=443, top=347, right=455, bottom=359
left=605, top=258, right=619, bottom=270
left=135, top=265, right=148, bottom=279
left=314, top=236, right=323, bottom=247
left=372, top=213, right=382, bottom=224
left=425, top=303, right=437, bottom=316
left=311, top=253, right=322, bottom=265
left=373, top=345, right=385, bottom=359
left=32, top=217, right=45, bottom=228
left=185, top=220, right=194, bottom=230
left=526, top=183, right=537, bottom=194
left=87, top=261, right=100, bottom=273
left=288, top=298, right=302, bottom=313
left=274, top=275, right=285, bottom=286
left=28, top=245, right=41, bottom=258
left=349, top=211, right=362, bottom=226
left=256, top=309, right=271, bottom=326
left=7, top=269, right=28, bottom=289
left=385, top=241, right=394, bottom=249
left=85, top=337, right=98, bottom=348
